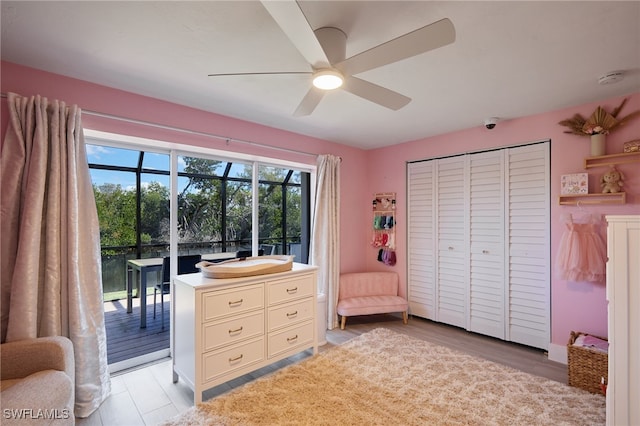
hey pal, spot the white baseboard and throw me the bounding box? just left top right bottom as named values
left=548, top=342, right=567, bottom=364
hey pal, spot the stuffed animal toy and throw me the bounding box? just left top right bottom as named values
left=601, top=167, right=624, bottom=193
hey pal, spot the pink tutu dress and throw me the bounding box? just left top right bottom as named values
left=556, top=214, right=607, bottom=283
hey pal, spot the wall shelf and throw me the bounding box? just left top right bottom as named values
left=559, top=192, right=626, bottom=205
left=584, top=151, right=640, bottom=169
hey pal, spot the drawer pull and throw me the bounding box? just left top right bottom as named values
left=228, top=326, right=243, bottom=335
left=228, top=354, right=243, bottom=363
left=482, top=249, right=489, bottom=254
left=286, top=335, right=298, bottom=343
left=228, top=298, right=243, bottom=307
left=286, top=287, right=298, bottom=294
left=286, top=311, right=298, bottom=318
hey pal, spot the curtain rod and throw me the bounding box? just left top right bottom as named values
left=1, top=92, right=317, bottom=158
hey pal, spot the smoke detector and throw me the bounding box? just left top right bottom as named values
left=598, top=71, right=625, bottom=85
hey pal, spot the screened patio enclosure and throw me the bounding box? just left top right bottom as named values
left=87, top=140, right=311, bottom=365
left=88, top=143, right=311, bottom=301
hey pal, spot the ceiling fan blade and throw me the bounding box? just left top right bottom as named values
left=342, top=77, right=411, bottom=111
left=260, top=0, right=330, bottom=69
left=208, top=72, right=311, bottom=77
left=293, top=87, right=325, bottom=116
left=336, top=18, right=455, bottom=76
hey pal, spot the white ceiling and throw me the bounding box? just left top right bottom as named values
left=2, top=1, right=639, bottom=150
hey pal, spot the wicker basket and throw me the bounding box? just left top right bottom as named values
left=567, top=331, right=608, bottom=394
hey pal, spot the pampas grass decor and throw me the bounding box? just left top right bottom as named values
left=559, top=97, right=640, bottom=136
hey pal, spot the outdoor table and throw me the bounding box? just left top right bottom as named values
left=126, top=253, right=235, bottom=328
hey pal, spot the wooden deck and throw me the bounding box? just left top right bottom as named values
left=104, top=294, right=169, bottom=365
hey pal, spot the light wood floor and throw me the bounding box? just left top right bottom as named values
left=77, top=314, right=567, bottom=425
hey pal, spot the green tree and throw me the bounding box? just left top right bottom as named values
left=93, top=183, right=136, bottom=253
left=226, top=181, right=252, bottom=246
left=93, top=156, right=303, bottom=255
left=178, top=156, right=224, bottom=243
left=257, top=167, right=302, bottom=248
left=141, top=181, right=169, bottom=243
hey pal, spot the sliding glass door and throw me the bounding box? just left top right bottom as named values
left=86, top=135, right=312, bottom=369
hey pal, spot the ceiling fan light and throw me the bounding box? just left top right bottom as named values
left=312, top=69, right=343, bottom=90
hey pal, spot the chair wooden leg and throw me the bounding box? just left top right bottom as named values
left=340, top=316, right=346, bottom=330
left=402, top=311, right=408, bottom=324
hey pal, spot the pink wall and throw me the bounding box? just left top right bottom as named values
left=366, top=93, right=640, bottom=346
left=0, top=61, right=369, bottom=274
left=3, top=61, right=639, bottom=347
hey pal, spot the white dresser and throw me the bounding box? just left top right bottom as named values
left=606, top=215, right=639, bottom=426
left=172, top=263, right=318, bottom=403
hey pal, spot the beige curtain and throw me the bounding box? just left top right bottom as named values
left=1, top=93, right=110, bottom=417
left=310, top=154, right=341, bottom=330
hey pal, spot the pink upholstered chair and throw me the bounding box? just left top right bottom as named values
left=336, top=272, right=409, bottom=329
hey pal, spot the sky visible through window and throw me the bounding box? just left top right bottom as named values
left=86, top=144, right=264, bottom=189
left=86, top=144, right=170, bottom=189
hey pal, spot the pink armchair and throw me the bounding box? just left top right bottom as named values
left=336, top=272, right=409, bottom=329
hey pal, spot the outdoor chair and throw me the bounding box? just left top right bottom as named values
left=236, top=249, right=264, bottom=258
left=154, top=254, right=201, bottom=329
left=259, top=244, right=276, bottom=255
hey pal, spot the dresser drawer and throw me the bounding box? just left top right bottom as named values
left=202, top=284, right=264, bottom=321
left=203, top=311, right=264, bottom=352
left=202, top=337, right=265, bottom=383
left=268, top=321, right=314, bottom=358
left=267, top=298, right=313, bottom=332
left=268, top=275, right=314, bottom=305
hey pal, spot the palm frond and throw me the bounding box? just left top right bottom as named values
left=585, top=106, right=618, bottom=130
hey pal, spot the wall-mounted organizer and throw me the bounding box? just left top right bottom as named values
left=371, top=192, right=396, bottom=266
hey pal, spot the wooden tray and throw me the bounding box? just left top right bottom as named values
left=196, top=255, right=294, bottom=279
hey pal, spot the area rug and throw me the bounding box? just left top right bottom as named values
left=164, top=328, right=605, bottom=425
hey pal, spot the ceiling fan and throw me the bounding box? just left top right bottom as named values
left=208, top=1, right=456, bottom=116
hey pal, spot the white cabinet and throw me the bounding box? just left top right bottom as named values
left=407, top=142, right=550, bottom=349
left=606, top=215, right=640, bottom=426
left=172, top=263, right=318, bottom=404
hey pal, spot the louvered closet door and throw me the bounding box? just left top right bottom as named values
left=468, top=151, right=506, bottom=339
left=406, top=142, right=550, bottom=350
left=407, top=161, right=436, bottom=318
left=507, top=143, right=550, bottom=350
left=435, top=156, right=467, bottom=328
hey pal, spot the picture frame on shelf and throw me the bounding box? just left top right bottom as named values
left=561, top=173, right=588, bottom=195
left=623, top=139, right=640, bottom=153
